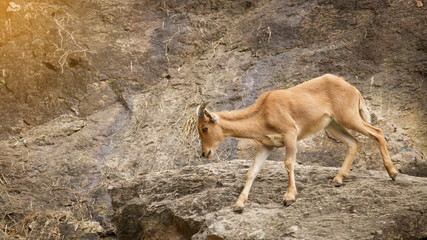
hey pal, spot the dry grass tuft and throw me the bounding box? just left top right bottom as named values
left=180, top=113, right=202, bottom=163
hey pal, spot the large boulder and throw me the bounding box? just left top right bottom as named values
left=109, top=160, right=427, bottom=239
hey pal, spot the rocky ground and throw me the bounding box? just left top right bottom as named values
left=109, top=160, right=427, bottom=240
left=0, top=0, right=426, bottom=239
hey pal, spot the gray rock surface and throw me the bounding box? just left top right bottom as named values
left=109, top=160, right=427, bottom=239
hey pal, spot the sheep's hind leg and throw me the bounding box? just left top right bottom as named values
left=325, top=120, right=360, bottom=186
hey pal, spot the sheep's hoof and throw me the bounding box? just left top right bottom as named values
left=233, top=206, right=244, bottom=213
left=283, top=200, right=295, bottom=207
left=392, top=173, right=398, bottom=181
left=332, top=181, right=343, bottom=187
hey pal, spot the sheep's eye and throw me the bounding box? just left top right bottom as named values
left=202, top=127, right=208, bottom=133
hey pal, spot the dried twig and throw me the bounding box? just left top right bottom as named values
left=50, top=17, right=95, bottom=73
left=163, top=25, right=182, bottom=62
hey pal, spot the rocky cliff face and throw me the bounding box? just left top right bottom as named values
left=96, top=0, right=427, bottom=177
left=109, top=160, right=427, bottom=239
left=0, top=0, right=426, bottom=239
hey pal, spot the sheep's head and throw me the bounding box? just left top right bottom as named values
left=196, top=102, right=224, bottom=158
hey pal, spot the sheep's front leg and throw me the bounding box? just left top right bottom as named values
left=283, top=134, right=298, bottom=206
left=233, top=145, right=273, bottom=213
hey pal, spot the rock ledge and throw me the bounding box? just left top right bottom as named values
left=109, top=160, right=427, bottom=239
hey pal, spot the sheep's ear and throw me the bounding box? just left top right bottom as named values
left=204, top=109, right=218, bottom=123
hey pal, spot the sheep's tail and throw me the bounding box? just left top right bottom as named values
left=358, top=91, right=371, bottom=123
